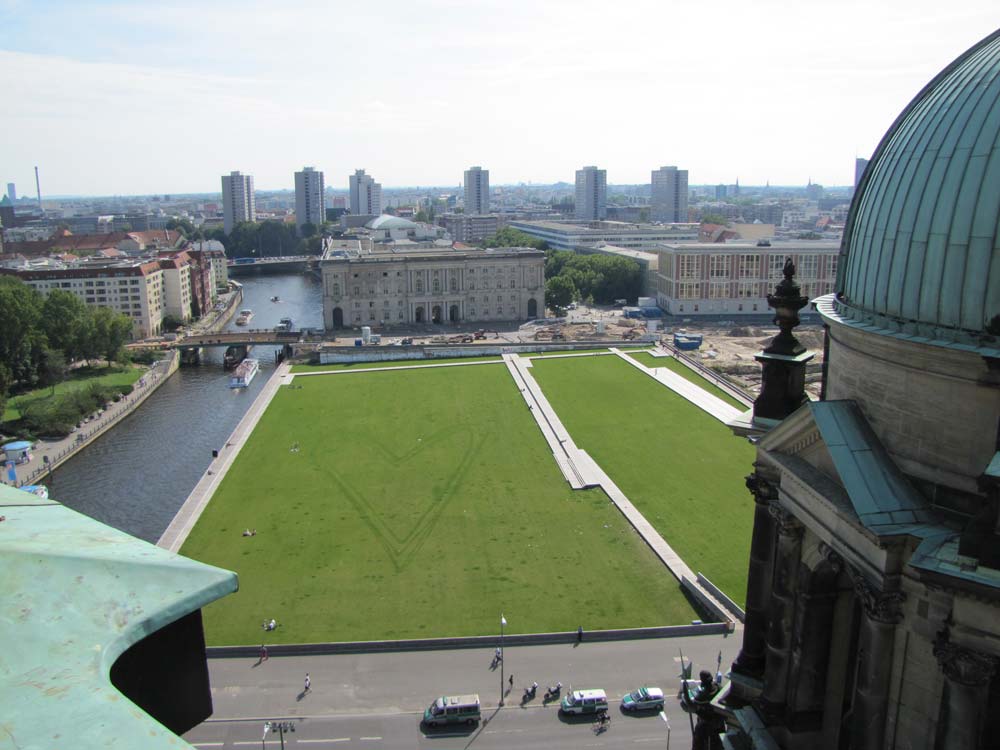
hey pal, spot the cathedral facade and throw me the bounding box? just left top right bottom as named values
left=725, top=29, right=1000, bottom=750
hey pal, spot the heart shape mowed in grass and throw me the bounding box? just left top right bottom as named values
left=319, top=425, right=486, bottom=572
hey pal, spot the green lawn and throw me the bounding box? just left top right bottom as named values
left=530, top=355, right=754, bottom=605
left=518, top=345, right=647, bottom=358
left=626, top=352, right=748, bottom=410
left=3, top=365, right=144, bottom=422
left=290, top=356, right=502, bottom=373
left=182, top=363, right=696, bottom=644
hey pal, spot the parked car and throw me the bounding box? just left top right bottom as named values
left=621, top=686, right=664, bottom=712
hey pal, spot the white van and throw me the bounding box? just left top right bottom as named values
left=560, top=688, right=609, bottom=715
left=423, top=694, right=481, bottom=726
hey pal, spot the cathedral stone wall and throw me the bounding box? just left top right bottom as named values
left=825, top=323, right=998, bottom=496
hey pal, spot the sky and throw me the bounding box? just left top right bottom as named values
left=1, top=1, right=999, bottom=196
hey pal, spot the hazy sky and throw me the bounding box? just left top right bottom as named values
left=2, top=1, right=999, bottom=196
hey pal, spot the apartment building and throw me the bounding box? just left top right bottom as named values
left=221, top=171, right=256, bottom=234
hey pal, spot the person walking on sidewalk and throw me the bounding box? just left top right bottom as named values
left=304, top=673, right=311, bottom=693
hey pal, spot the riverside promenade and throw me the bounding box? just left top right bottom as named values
left=158, top=361, right=291, bottom=552
left=12, top=351, right=181, bottom=487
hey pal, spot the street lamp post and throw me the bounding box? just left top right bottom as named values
left=659, top=711, right=671, bottom=750
left=499, top=613, right=507, bottom=706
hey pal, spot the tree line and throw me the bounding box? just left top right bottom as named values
left=0, top=277, right=134, bottom=420
left=543, top=250, right=643, bottom=310
left=166, top=218, right=328, bottom=258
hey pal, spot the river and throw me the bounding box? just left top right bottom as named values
left=47, top=272, right=323, bottom=544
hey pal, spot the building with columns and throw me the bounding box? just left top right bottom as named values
left=723, top=29, right=1000, bottom=750
left=321, top=238, right=543, bottom=328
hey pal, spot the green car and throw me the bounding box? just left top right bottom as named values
left=621, top=686, right=665, bottom=712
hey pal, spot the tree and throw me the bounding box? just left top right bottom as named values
left=481, top=227, right=548, bottom=251
left=300, top=222, right=317, bottom=238
left=41, top=289, right=89, bottom=363
left=38, top=346, right=68, bottom=395
left=545, top=276, right=577, bottom=309
left=0, top=276, right=44, bottom=385
left=161, top=314, right=184, bottom=332
left=700, top=212, right=728, bottom=226
left=90, top=307, right=133, bottom=366
left=0, top=363, right=11, bottom=422
left=166, top=217, right=198, bottom=237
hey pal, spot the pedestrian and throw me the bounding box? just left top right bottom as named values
left=509, top=674, right=514, bottom=689
left=304, top=673, right=311, bottom=693
left=495, top=646, right=502, bottom=662
left=260, top=643, right=268, bottom=662
left=577, top=625, right=583, bottom=643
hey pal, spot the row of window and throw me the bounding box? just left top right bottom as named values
left=667, top=280, right=834, bottom=300
left=675, top=254, right=834, bottom=281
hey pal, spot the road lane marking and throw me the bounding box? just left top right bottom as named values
left=192, top=744, right=225, bottom=748
left=297, top=740, right=350, bottom=744
left=234, top=743, right=264, bottom=747
left=360, top=737, right=383, bottom=741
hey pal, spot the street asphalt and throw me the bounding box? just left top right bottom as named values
left=186, top=633, right=737, bottom=749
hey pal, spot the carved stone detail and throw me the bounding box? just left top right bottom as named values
left=853, top=575, right=905, bottom=624
left=818, top=542, right=844, bottom=573
left=933, top=632, right=999, bottom=687
left=769, top=504, right=804, bottom=538
left=745, top=471, right=777, bottom=505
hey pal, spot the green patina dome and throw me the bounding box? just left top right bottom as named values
left=835, top=29, right=1000, bottom=348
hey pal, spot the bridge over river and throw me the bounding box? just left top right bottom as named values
left=172, top=330, right=303, bottom=349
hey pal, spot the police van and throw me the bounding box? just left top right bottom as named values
left=423, top=694, right=482, bottom=726
left=560, top=688, right=609, bottom=715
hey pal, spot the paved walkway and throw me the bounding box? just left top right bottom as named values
left=157, top=362, right=291, bottom=552
left=500, top=355, right=737, bottom=627
left=9, top=353, right=180, bottom=488
left=611, top=347, right=743, bottom=423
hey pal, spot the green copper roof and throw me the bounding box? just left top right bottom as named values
left=836, top=29, right=1000, bottom=351
left=0, top=483, right=238, bottom=749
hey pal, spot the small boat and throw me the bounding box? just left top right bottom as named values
left=270, top=296, right=280, bottom=302
left=673, top=332, right=703, bottom=351
left=276, top=317, right=294, bottom=332
left=235, top=308, right=254, bottom=326
left=229, top=358, right=260, bottom=389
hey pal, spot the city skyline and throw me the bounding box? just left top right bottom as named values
left=1, top=1, right=998, bottom=195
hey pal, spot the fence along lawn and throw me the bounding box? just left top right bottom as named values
left=529, top=355, right=754, bottom=606
left=182, top=362, right=696, bottom=644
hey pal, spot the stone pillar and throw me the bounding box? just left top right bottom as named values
left=850, top=576, right=905, bottom=750
left=757, top=504, right=804, bottom=718
left=932, top=632, right=999, bottom=750
left=732, top=469, right=779, bottom=681
left=788, top=544, right=843, bottom=719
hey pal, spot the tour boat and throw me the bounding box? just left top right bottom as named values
left=235, top=308, right=254, bottom=326
left=229, top=358, right=260, bottom=389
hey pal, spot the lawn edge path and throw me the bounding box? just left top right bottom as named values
left=503, top=354, right=742, bottom=629
left=157, top=361, right=291, bottom=552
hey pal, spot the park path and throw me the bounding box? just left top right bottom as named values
left=500, top=354, right=739, bottom=627
left=610, top=347, right=743, bottom=423
left=157, top=361, right=291, bottom=552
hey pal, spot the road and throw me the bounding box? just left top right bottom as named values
left=186, top=634, right=736, bottom=749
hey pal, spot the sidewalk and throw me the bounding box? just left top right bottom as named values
left=611, top=347, right=743, bottom=423
left=10, top=352, right=180, bottom=488
left=157, top=361, right=291, bottom=552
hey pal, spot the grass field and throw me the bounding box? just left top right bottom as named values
left=290, top=356, right=502, bottom=373
left=182, top=363, right=697, bottom=644
left=626, top=352, right=748, bottom=410
left=3, top=365, right=144, bottom=422
left=530, top=355, right=754, bottom=605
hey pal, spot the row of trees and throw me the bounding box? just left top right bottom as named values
left=543, top=250, right=643, bottom=309
left=0, top=277, right=133, bottom=418
left=479, top=226, right=549, bottom=251
left=165, top=218, right=330, bottom=258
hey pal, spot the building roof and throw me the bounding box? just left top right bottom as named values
left=0, top=484, right=237, bottom=748
left=366, top=214, right=417, bottom=231
left=837, top=29, right=1000, bottom=352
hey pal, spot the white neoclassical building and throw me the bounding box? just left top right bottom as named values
left=321, top=234, right=544, bottom=329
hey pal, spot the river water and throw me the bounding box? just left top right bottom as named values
left=48, top=272, right=323, bottom=543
